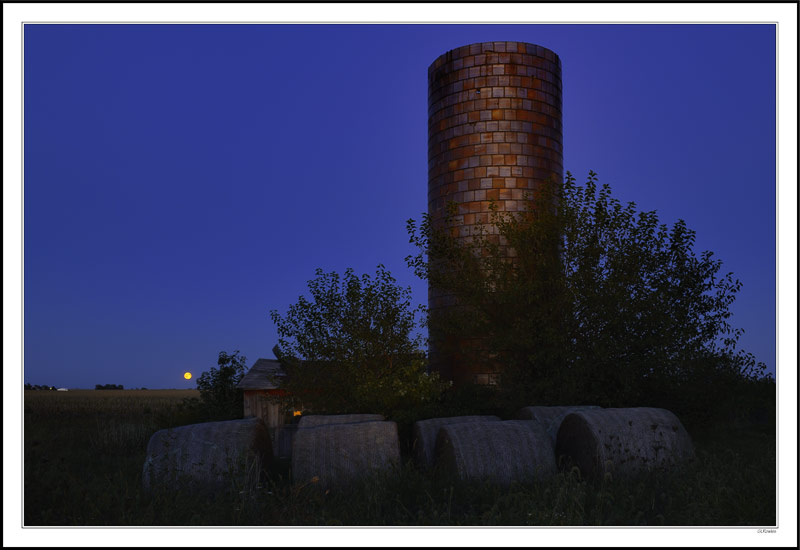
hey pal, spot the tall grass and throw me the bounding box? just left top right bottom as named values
left=23, top=390, right=775, bottom=526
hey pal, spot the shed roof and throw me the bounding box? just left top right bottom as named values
left=236, top=358, right=286, bottom=390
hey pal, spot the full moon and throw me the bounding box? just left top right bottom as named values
left=183, top=372, right=192, bottom=380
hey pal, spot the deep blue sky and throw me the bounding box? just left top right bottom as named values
left=23, top=24, right=776, bottom=389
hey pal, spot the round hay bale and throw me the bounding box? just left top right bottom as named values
left=297, top=413, right=384, bottom=428
left=435, top=420, right=557, bottom=485
left=515, top=406, right=601, bottom=445
left=555, top=407, right=695, bottom=479
left=292, top=421, right=400, bottom=489
left=142, top=418, right=271, bottom=493
left=412, top=415, right=501, bottom=470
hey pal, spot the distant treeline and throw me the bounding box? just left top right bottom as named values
left=95, top=384, right=124, bottom=390
left=24, top=384, right=57, bottom=391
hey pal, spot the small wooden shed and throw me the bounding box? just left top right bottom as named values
left=236, top=358, right=299, bottom=458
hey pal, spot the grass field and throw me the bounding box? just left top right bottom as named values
left=22, top=389, right=776, bottom=526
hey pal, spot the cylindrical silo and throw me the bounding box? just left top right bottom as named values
left=427, top=41, right=563, bottom=387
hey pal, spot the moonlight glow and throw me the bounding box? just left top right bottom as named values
left=183, top=372, right=192, bottom=380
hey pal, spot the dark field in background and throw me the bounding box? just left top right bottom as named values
left=23, top=390, right=775, bottom=526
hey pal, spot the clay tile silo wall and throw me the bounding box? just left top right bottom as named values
left=427, top=41, right=563, bottom=387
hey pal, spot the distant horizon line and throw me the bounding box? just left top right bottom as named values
left=23, top=386, right=199, bottom=391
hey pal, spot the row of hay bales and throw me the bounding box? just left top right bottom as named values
left=142, top=407, right=695, bottom=492
left=425, top=407, right=694, bottom=484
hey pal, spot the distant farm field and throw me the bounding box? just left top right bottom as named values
left=25, top=388, right=200, bottom=410
left=23, top=390, right=776, bottom=526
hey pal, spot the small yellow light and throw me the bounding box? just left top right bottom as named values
left=293, top=410, right=302, bottom=417
left=183, top=372, right=192, bottom=380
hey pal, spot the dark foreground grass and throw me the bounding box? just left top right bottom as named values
left=23, top=390, right=776, bottom=526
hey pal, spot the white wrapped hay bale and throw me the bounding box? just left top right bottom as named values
left=292, top=421, right=400, bottom=489
left=142, top=418, right=271, bottom=493
left=515, top=406, right=601, bottom=445
left=435, top=420, right=557, bottom=485
left=412, top=415, right=501, bottom=470
left=297, top=413, right=384, bottom=428
left=555, top=407, right=695, bottom=479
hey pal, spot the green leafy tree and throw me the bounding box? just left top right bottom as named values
left=269, top=265, right=447, bottom=417
left=407, top=171, right=768, bottom=421
left=193, top=350, right=247, bottom=420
